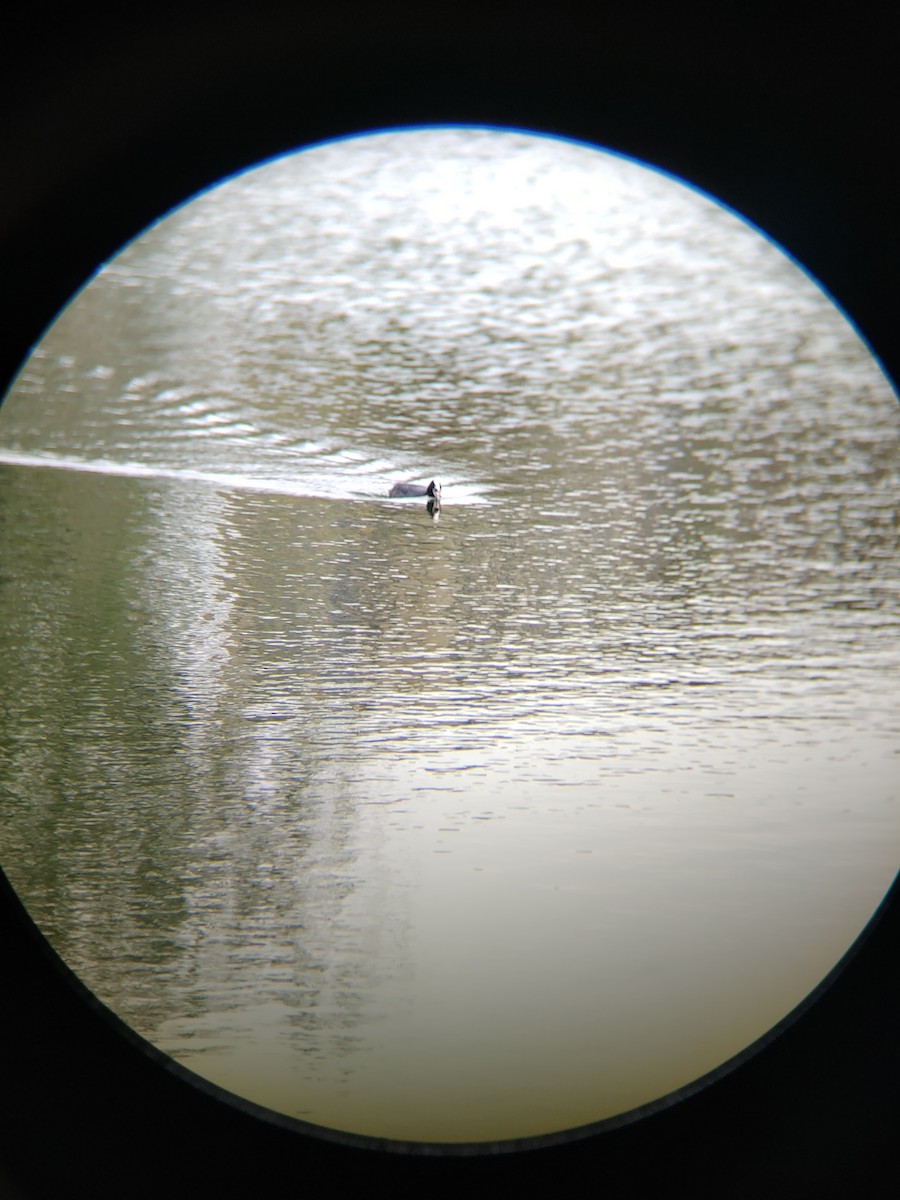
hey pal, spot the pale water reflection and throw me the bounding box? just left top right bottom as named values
left=0, top=128, right=897, bottom=1143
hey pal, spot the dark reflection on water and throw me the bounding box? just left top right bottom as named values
left=0, top=129, right=898, bottom=1142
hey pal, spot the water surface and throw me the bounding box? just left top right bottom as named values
left=0, top=128, right=897, bottom=1142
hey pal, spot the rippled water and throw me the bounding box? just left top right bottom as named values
left=0, top=128, right=898, bottom=1142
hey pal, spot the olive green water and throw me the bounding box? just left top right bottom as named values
left=0, top=129, right=898, bottom=1142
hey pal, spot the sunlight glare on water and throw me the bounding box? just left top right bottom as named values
left=0, top=127, right=898, bottom=1143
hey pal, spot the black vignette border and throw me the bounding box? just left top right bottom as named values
left=1, top=4, right=898, bottom=1197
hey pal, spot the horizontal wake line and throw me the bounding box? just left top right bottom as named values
left=0, top=448, right=375, bottom=498
left=0, top=449, right=488, bottom=504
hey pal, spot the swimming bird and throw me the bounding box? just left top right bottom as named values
left=388, top=479, right=441, bottom=500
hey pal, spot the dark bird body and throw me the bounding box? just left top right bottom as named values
left=388, top=479, right=441, bottom=500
